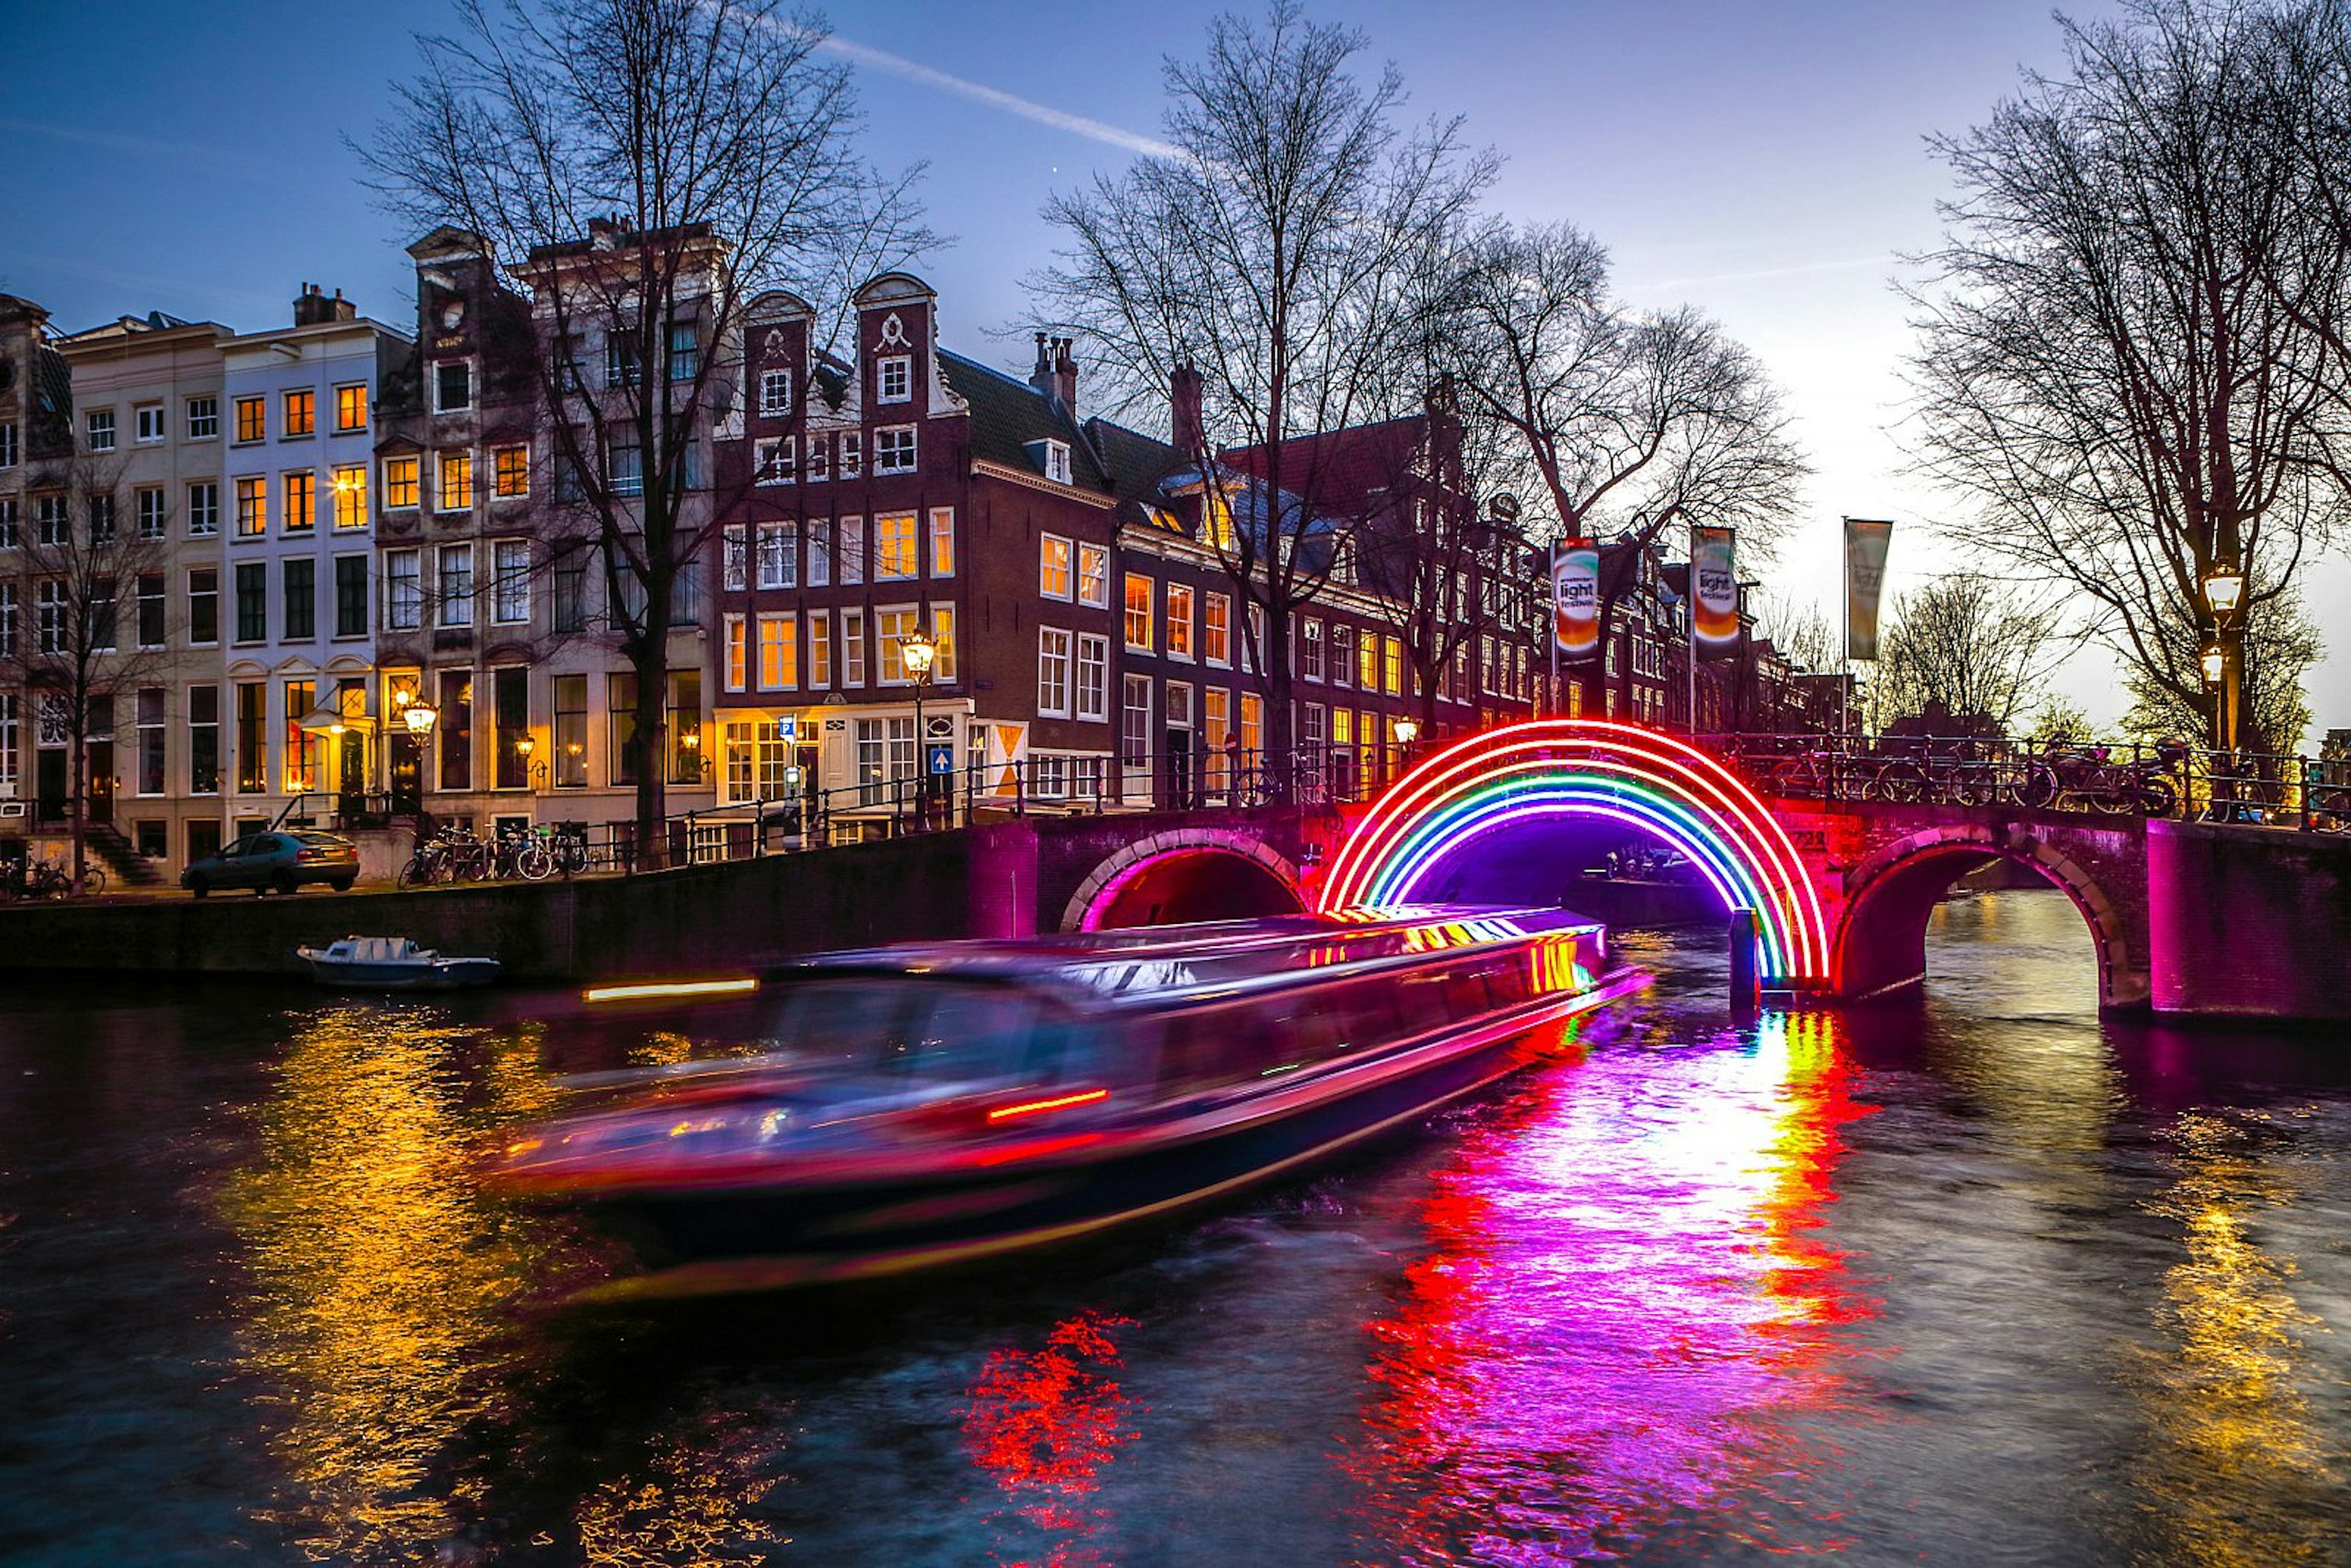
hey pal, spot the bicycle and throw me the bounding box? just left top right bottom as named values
left=549, top=822, right=593, bottom=877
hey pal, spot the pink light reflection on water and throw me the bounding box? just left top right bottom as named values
left=1347, top=1010, right=1881, bottom=1564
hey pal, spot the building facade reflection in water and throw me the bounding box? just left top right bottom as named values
left=1347, top=1008, right=1876, bottom=1562
left=218, top=1003, right=602, bottom=1562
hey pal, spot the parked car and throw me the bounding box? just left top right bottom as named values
left=182, top=831, right=359, bottom=898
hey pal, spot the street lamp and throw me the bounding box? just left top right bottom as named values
left=2202, top=560, right=2245, bottom=754
left=899, top=626, right=938, bottom=828
left=1392, top=716, right=1419, bottom=776
left=403, top=702, right=438, bottom=738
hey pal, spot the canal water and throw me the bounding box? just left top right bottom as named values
left=4, top=889, right=2350, bottom=1566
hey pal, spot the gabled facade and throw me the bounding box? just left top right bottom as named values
left=216, top=287, right=411, bottom=839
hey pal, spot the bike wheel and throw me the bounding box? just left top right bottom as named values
left=397, top=855, right=430, bottom=888
left=516, top=845, right=553, bottom=880
left=2017, top=766, right=2058, bottom=810
left=81, top=866, right=107, bottom=895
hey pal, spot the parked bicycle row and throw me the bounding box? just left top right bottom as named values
left=397, top=822, right=596, bottom=886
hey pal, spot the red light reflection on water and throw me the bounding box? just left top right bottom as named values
left=1349, top=1010, right=1878, bottom=1563
left=962, top=1309, right=1141, bottom=1567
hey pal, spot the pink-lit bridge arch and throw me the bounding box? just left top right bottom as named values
left=1318, top=721, right=1832, bottom=989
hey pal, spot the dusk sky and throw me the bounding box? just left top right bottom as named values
left=6, top=0, right=2344, bottom=741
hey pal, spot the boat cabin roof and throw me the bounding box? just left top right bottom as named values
left=762, top=906, right=1602, bottom=1013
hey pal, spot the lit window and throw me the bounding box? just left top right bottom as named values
left=494, top=446, right=529, bottom=498
left=336, top=383, right=367, bottom=432
left=876, top=512, right=918, bottom=579
left=1384, top=635, right=1404, bottom=696
left=1359, top=628, right=1379, bottom=690
left=234, top=397, right=264, bottom=443
left=331, top=466, right=367, bottom=528
left=282, top=470, right=315, bottom=532
left=758, top=613, right=797, bottom=688
left=809, top=612, right=831, bottom=687
left=383, top=456, right=419, bottom=509
left=875, top=425, right=916, bottom=474
left=931, top=606, right=957, bottom=680
left=723, top=613, right=748, bottom=691
left=876, top=606, right=921, bottom=683
left=877, top=354, right=912, bottom=403
left=1078, top=542, right=1108, bottom=607
left=928, top=507, right=954, bottom=577
left=235, top=476, right=266, bottom=536
left=1123, top=573, right=1152, bottom=651
left=1040, top=535, right=1072, bottom=599
left=283, top=389, right=314, bottom=437
left=438, top=451, right=474, bottom=511
left=1166, top=583, right=1194, bottom=659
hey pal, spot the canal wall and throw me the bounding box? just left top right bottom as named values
left=0, top=822, right=1044, bottom=984
left=2145, top=820, right=2351, bottom=1021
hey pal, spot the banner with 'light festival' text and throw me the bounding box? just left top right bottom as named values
left=1553, top=541, right=1600, bottom=661
left=1690, top=526, right=1740, bottom=659
left=1843, top=517, right=1894, bottom=661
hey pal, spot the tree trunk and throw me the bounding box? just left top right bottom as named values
left=631, top=646, right=669, bottom=872
left=69, top=726, right=87, bottom=891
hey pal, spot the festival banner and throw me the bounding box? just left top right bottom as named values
left=1691, top=525, right=1740, bottom=659
left=1843, top=517, right=1895, bottom=661
left=1552, top=541, right=1600, bottom=661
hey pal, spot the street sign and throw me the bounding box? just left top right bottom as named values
left=927, top=744, right=956, bottom=776
left=775, top=716, right=798, bottom=741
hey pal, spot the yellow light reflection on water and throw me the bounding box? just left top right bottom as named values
left=219, top=1004, right=603, bottom=1562
left=2131, top=1109, right=2341, bottom=1567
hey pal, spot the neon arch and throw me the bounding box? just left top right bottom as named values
left=1319, top=721, right=1831, bottom=986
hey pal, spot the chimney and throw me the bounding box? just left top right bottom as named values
left=1049, top=337, right=1078, bottom=418
left=1029, top=331, right=1052, bottom=394
left=587, top=214, right=622, bottom=249
left=291, top=282, right=354, bottom=326
left=1170, top=362, right=1205, bottom=456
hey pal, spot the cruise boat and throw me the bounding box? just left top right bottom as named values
left=491, top=906, right=1640, bottom=1294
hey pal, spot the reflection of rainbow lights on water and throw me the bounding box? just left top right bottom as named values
left=1319, top=722, right=1830, bottom=986
left=962, top=1310, right=1139, bottom=1568
left=1344, top=1010, right=1877, bottom=1561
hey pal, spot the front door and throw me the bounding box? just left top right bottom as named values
left=389, top=733, right=422, bottom=816
left=36, top=750, right=66, bottom=824
left=338, top=731, right=367, bottom=817
left=88, top=741, right=116, bottom=825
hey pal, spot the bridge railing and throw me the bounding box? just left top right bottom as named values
left=502, top=743, right=1397, bottom=876
left=1703, top=732, right=2351, bottom=831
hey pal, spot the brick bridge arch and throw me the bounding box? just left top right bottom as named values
left=1060, top=825, right=1306, bottom=932
left=1831, top=819, right=2149, bottom=1010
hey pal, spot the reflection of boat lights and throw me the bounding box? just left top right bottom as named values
left=988, top=1087, right=1109, bottom=1122
left=964, top=1310, right=1136, bottom=1557
left=582, top=977, right=759, bottom=1003
left=1321, top=722, right=1828, bottom=983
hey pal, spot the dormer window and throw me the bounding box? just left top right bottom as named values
left=877, top=354, right=912, bottom=404
left=1044, top=440, right=1071, bottom=486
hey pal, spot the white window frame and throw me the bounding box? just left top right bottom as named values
left=722, top=523, right=748, bottom=591
left=438, top=543, right=474, bottom=627
left=86, top=409, right=116, bottom=452
left=184, top=399, right=217, bottom=442
left=877, top=354, right=912, bottom=404
left=756, top=436, right=794, bottom=486
left=1078, top=542, right=1109, bottom=608
left=759, top=369, right=792, bottom=418
left=1042, top=439, right=1071, bottom=485
left=756, top=521, right=795, bottom=589
left=722, top=613, right=748, bottom=691
left=1040, top=534, right=1073, bottom=601
left=874, top=424, right=917, bottom=475
left=1075, top=632, right=1109, bottom=723
left=492, top=538, right=530, bottom=624
left=757, top=612, right=797, bottom=690
left=1037, top=626, right=1072, bottom=718
left=928, top=506, right=954, bottom=578
left=385, top=549, right=422, bottom=631
left=135, top=403, right=165, bottom=444
left=839, top=432, right=862, bottom=477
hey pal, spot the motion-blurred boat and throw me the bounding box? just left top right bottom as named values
left=296, top=935, right=501, bottom=989
left=490, top=906, right=1637, bottom=1293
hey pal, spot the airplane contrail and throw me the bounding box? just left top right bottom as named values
left=819, top=35, right=1179, bottom=161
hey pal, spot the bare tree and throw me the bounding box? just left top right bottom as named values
left=1442, top=221, right=1807, bottom=705
left=364, top=0, right=932, bottom=862
left=0, top=456, right=174, bottom=887
left=1872, top=572, right=2072, bottom=735
left=2118, top=579, right=2321, bottom=750
left=1035, top=1, right=1496, bottom=775
left=1905, top=0, right=2351, bottom=751
left=1752, top=591, right=1837, bottom=675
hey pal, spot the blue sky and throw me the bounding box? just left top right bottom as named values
left=5, top=0, right=2344, bottom=741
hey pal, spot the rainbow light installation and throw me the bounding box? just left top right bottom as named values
left=1318, top=721, right=1829, bottom=986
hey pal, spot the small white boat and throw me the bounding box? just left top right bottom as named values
left=296, top=935, right=501, bottom=989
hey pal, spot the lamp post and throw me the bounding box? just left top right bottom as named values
left=1392, top=716, right=1419, bottom=778
left=899, top=626, right=938, bottom=830
left=2203, top=560, right=2244, bottom=756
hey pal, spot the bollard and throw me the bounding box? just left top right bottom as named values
left=1728, top=907, right=1760, bottom=1020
